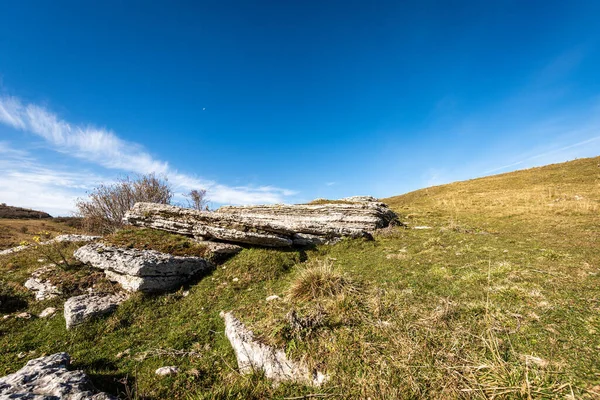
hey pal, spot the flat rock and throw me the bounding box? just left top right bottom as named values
left=220, top=311, right=327, bottom=386
left=24, top=265, right=61, bottom=301
left=124, top=201, right=400, bottom=247
left=74, top=243, right=212, bottom=292
left=155, top=366, right=179, bottom=376
left=0, top=352, right=115, bottom=399
left=64, top=293, right=127, bottom=330
left=39, top=307, right=57, bottom=318
left=193, top=240, right=243, bottom=256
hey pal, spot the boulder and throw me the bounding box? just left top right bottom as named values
left=124, top=200, right=399, bottom=247
left=64, top=293, right=127, bottom=330
left=24, top=265, right=61, bottom=301
left=220, top=311, right=327, bottom=386
left=0, top=352, right=115, bottom=399
left=74, top=243, right=212, bottom=292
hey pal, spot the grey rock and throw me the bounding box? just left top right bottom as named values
left=341, top=195, right=379, bottom=202
left=155, top=366, right=179, bottom=376
left=24, top=266, right=61, bottom=301
left=220, top=311, right=327, bottom=386
left=193, top=239, right=244, bottom=256
left=74, top=243, right=212, bottom=292
left=64, top=293, right=127, bottom=330
left=0, top=352, right=115, bottom=399
left=124, top=201, right=400, bottom=247
left=39, top=307, right=57, bottom=318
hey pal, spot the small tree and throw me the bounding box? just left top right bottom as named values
left=185, top=189, right=209, bottom=211
left=76, top=173, right=172, bottom=234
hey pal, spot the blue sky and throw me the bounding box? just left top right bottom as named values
left=1, top=1, right=600, bottom=215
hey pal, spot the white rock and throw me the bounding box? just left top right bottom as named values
left=15, top=312, right=33, bottom=320
left=24, top=266, right=61, bottom=301
left=155, top=366, right=179, bottom=376
left=265, top=295, right=281, bottom=302
left=413, top=226, right=432, bottom=230
left=124, top=201, right=400, bottom=247
left=74, top=243, right=212, bottom=292
left=220, top=311, right=327, bottom=386
left=0, top=352, right=116, bottom=399
left=64, top=293, right=127, bottom=330
left=39, top=307, right=57, bottom=318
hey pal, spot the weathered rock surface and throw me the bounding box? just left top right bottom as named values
left=341, top=195, right=379, bottom=202
left=0, top=235, right=100, bottom=257
left=74, top=243, right=212, bottom=292
left=220, top=311, right=327, bottom=386
left=0, top=352, right=115, bottom=399
left=193, top=240, right=244, bottom=256
left=155, top=366, right=179, bottom=376
left=64, top=293, right=127, bottom=330
left=124, top=201, right=399, bottom=247
left=39, top=307, right=57, bottom=318
left=24, top=265, right=61, bottom=301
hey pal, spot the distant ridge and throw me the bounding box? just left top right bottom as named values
left=0, top=203, right=52, bottom=219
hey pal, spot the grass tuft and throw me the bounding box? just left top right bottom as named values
left=288, top=259, right=358, bottom=302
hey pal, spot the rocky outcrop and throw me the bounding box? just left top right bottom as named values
left=24, top=265, right=61, bottom=301
left=124, top=201, right=399, bottom=247
left=220, top=311, right=327, bottom=386
left=0, top=352, right=116, bottom=399
left=74, top=243, right=212, bottom=292
left=64, top=293, right=127, bottom=330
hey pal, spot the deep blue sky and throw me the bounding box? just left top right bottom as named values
left=1, top=1, right=600, bottom=215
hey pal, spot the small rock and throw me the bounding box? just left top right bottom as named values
left=155, top=366, right=179, bottom=376
left=115, top=349, right=131, bottom=359
left=182, top=290, right=190, bottom=297
left=15, top=312, right=33, bottom=320
left=413, top=226, right=432, bottom=230
left=2, top=315, right=9, bottom=320
left=39, top=307, right=57, bottom=318
left=232, top=277, right=239, bottom=282
left=265, top=295, right=281, bottom=302
left=17, top=352, right=27, bottom=359
left=37, top=258, right=45, bottom=263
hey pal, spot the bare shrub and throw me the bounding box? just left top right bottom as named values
left=76, top=173, right=172, bottom=234
left=185, top=189, right=209, bottom=211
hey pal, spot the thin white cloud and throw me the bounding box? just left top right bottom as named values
left=0, top=95, right=298, bottom=208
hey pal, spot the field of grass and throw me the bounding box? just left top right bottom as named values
left=0, top=156, right=599, bottom=399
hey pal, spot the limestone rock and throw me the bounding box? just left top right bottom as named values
left=341, top=195, right=378, bottom=202
left=220, top=311, right=327, bottom=386
left=64, top=293, right=127, bottom=330
left=124, top=201, right=400, bottom=247
left=24, top=265, right=61, bottom=301
left=193, top=239, right=243, bottom=257
left=74, top=243, right=212, bottom=292
left=0, top=352, right=115, bottom=399
left=39, top=307, right=57, bottom=318
left=155, top=366, right=179, bottom=376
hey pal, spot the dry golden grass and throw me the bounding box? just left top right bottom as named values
left=0, top=219, right=80, bottom=251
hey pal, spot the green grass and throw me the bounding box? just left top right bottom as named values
left=0, top=156, right=599, bottom=399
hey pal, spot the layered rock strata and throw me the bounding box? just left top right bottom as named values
left=74, top=243, right=212, bottom=292
left=64, top=293, right=128, bottom=329
left=123, top=200, right=399, bottom=247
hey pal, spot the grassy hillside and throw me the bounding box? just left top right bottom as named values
left=0, top=156, right=599, bottom=399
left=0, top=218, right=82, bottom=250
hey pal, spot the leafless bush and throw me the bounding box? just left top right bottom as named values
left=76, top=173, right=172, bottom=234
left=184, top=189, right=209, bottom=211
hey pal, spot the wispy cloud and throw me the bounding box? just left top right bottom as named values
left=0, top=95, right=298, bottom=210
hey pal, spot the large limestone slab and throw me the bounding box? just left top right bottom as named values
left=124, top=200, right=399, bottom=247
left=64, top=293, right=127, bottom=330
left=74, top=243, right=212, bottom=292
left=0, top=352, right=116, bottom=399
left=220, top=311, right=327, bottom=386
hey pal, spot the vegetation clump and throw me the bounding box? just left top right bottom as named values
left=288, top=259, right=358, bottom=301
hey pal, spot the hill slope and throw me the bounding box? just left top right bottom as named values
left=0, top=156, right=599, bottom=399
left=0, top=204, right=52, bottom=219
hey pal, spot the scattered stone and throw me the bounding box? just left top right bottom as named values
left=124, top=201, right=400, bottom=247
left=15, top=312, right=33, bottom=320
left=265, top=295, right=281, bottom=302
left=341, top=195, right=378, bottom=202
left=182, top=290, right=190, bottom=297
left=64, top=293, right=127, bottom=330
left=2, top=315, right=9, bottom=320
left=24, top=265, right=62, bottom=301
left=220, top=311, right=327, bottom=386
left=74, top=243, right=212, bottom=292
left=39, top=307, right=57, bottom=318
left=413, top=226, right=432, bottom=230
left=232, top=277, right=239, bottom=282
left=155, top=366, right=179, bottom=376
left=0, top=352, right=116, bottom=399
